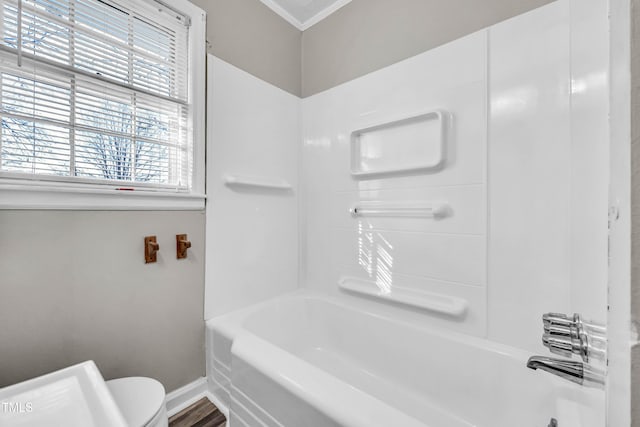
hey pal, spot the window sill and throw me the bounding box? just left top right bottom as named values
left=0, top=183, right=206, bottom=210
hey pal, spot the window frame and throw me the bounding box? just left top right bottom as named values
left=0, top=0, right=207, bottom=210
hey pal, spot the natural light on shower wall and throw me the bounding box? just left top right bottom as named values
left=0, top=0, right=191, bottom=190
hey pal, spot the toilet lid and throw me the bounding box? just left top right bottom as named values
left=107, top=377, right=165, bottom=427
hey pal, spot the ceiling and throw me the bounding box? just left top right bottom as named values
left=260, top=0, right=352, bottom=30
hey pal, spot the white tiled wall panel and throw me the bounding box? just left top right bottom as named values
left=205, top=56, right=300, bottom=320
left=567, top=0, right=609, bottom=323
left=487, top=0, right=608, bottom=352
left=332, top=228, right=486, bottom=286
left=487, top=0, right=573, bottom=351
left=301, top=31, right=489, bottom=336
left=300, top=0, right=608, bottom=345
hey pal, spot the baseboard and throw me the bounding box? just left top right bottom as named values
left=165, top=377, right=231, bottom=422
left=165, top=377, right=208, bottom=417
left=206, top=388, right=230, bottom=419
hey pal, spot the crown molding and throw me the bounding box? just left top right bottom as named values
left=259, top=0, right=352, bottom=31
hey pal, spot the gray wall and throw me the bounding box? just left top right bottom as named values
left=301, top=0, right=555, bottom=96
left=190, top=0, right=302, bottom=96
left=191, top=0, right=555, bottom=98
left=0, top=211, right=205, bottom=393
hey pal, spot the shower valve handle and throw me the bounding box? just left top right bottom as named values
left=541, top=313, right=596, bottom=363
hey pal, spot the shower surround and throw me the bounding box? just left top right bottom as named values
left=204, top=0, right=609, bottom=425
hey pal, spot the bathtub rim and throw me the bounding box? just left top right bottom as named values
left=208, top=289, right=540, bottom=365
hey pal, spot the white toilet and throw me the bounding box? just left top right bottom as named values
left=106, top=377, right=168, bottom=427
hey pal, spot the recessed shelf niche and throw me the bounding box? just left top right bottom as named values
left=350, top=110, right=449, bottom=178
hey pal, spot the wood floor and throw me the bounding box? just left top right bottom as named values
left=169, top=397, right=227, bottom=427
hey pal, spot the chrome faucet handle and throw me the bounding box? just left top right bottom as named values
left=543, top=312, right=574, bottom=328
left=544, top=312, right=606, bottom=337
left=542, top=335, right=573, bottom=358
left=543, top=323, right=572, bottom=337
left=543, top=333, right=589, bottom=361
left=542, top=313, right=591, bottom=362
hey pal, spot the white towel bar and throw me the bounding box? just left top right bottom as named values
left=349, top=202, right=449, bottom=218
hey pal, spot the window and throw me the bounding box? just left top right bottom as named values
left=0, top=0, right=205, bottom=209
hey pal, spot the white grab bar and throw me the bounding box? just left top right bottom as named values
left=349, top=202, right=449, bottom=218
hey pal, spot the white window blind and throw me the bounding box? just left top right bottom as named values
left=0, top=0, right=192, bottom=191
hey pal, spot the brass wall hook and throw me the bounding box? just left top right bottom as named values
left=145, top=236, right=160, bottom=263
left=176, top=234, right=191, bottom=259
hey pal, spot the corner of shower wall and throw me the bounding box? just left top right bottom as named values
left=204, top=54, right=301, bottom=321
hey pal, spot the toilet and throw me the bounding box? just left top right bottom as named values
left=106, top=377, right=168, bottom=427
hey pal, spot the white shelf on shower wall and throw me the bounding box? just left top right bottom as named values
left=338, top=276, right=468, bottom=318
left=223, top=174, right=292, bottom=191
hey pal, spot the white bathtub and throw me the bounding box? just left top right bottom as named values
left=206, top=292, right=604, bottom=427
